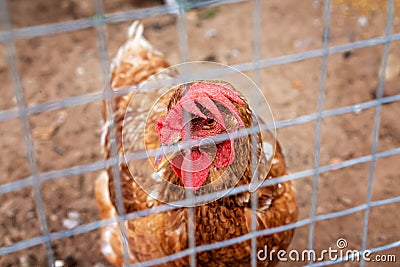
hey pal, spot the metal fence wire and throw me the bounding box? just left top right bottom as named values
left=1, top=0, right=400, bottom=266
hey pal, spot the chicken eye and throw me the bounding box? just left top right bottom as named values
left=204, top=118, right=216, bottom=127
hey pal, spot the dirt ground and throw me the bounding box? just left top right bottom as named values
left=0, top=0, right=399, bottom=266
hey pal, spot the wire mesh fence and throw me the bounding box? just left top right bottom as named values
left=0, top=0, right=399, bottom=266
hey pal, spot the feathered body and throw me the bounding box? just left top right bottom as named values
left=95, top=22, right=297, bottom=267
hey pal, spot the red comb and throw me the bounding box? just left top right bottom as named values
left=157, top=81, right=245, bottom=144
left=178, top=82, right=245, bottom=127
left=186, top=82, right=245, bottom=127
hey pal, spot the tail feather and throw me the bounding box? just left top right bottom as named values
left=110, top=21, right=169, bottom=89
left=127, top=21, right=144, bottom=43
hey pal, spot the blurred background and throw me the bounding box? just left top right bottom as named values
left=0, top=0, right=399, bottom=266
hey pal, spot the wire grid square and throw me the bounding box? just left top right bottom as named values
left=0, top=0, right=400, bottom=266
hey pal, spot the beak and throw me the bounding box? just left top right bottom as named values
left=154, top=143, right=182, bottom=171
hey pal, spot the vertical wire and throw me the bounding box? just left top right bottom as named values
left=252, top=0, right=262, bottom=87
left=0, top=0, right=55, bottom=266
left=250, top=0, right=262, bottom=266
left=360, top=1, right=394, bottom=266
left=308, top=0, right=332, bottom=265
left=177, top=0, right=189, bottom=63
left=250, top=156, right=259, bottom=267
left=93, top=0, right=131, bottom=266
left=176, top=1, right=196, bottom=266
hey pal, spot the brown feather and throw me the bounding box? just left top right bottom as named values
left=95, top=21, right=297, bottom=267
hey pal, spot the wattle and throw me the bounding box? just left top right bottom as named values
left=170, top=140, right=235, bottom=190
left=171, top=149, right=211, bottom=190
left=214, top=140, right=235, bottom=168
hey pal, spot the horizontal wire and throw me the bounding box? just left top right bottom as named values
left=275, top=94, right=400, bottom=129
left=1, top=32, right=400, bottom=123
left=0, top=2, right=398, bottom=50
left=0, top=0, right=248, bottom=42
left=80, top=193, right=390, bottom=266
left=0, top=85, right=136, bottom=123
left=307, top=240, right=400, bottom=267
left=369, top=240, right=400, bottom=254
left=2, top=194, right=399, bottom=262
left=1, top=90, right=399, bottom=195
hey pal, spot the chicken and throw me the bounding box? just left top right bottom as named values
left=95, top=21, right=297, bottom=267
